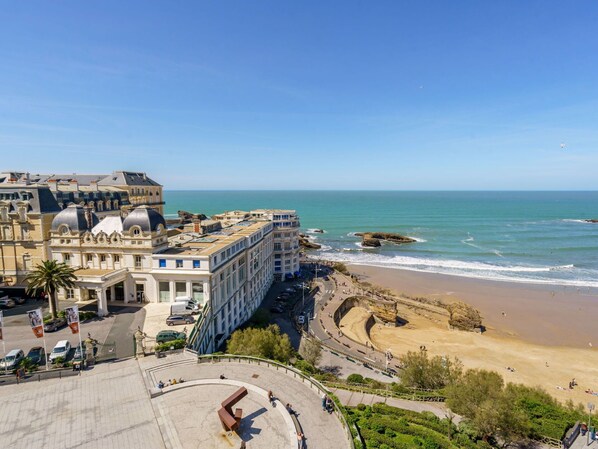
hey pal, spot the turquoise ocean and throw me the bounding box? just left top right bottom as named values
left=164, top=191, right=598, bottom=288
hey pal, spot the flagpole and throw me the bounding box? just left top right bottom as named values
left=2, top=340, right=6, bottom=375
left=77, top=327, right=83, bottom=369
left=43, top=336, right=49, bottom=371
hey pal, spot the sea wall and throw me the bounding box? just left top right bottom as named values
left=334, top=295, right=399, bottom=327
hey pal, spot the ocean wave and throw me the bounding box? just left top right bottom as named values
left=308, top=250, right=597, bottom=287
left=562, top=219, right=592, bottom=224
left=347, top=231, right=359, bottom=237
left=409, top=236, right=427, bottom=243
left=306, top=228, right=326, bottom=234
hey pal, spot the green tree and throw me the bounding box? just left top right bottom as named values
left=299, top=337, right=322, bottom=366
left=25, top=260, right=77, bottom=319
left=399, top=349, right=462, bottom=390
left=227, top=324, right=293, bottom=363
left=446, top=369, right=530, bottom=445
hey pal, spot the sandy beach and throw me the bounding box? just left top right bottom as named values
left=348, top=264, right=598, bottom=347
left=338, top=264, right=598, bottom=405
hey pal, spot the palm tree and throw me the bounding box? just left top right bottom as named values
left=25, top=260, right=77, bottom=319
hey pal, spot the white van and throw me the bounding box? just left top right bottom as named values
left=170, top=299, right=200, bottom=315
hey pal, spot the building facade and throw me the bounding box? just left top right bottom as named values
left=49, top=204, right=274, bottom=354
left=0, top=171, right=164, bottom=215
left=0, top=170, right=163, bottom=287
left=249, top=209, right=300, bottom=280
left=0, top=185, right=62, bottom=286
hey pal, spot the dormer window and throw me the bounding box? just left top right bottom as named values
left=132, top=227, right=141, bottom=236
left=59, top=225, right=70, bottom=235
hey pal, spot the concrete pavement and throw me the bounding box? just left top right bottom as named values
left=140, top=353, right=353, bottom=449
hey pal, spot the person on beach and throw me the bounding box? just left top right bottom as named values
left=321, top=394, right=327, bottom=411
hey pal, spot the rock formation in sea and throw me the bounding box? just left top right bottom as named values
left=299, top=234, right=321, bottom=249
left=584, top=219, right=598, bottom=223
left=355, top=232, right=416, bottom=247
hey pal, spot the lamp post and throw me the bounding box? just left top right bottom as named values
left=589, top=402, right=595, bottom=446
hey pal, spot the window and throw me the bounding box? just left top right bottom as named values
left=193, top=260, right=200, bottom=268
left=192, top=282, right=203, bottom=302
left=176, top=260, right=183, bottom=268
left=113, top=254, right=120, bottom=263
left=100, top=254, right=106, bottom=262
left=86, top=254, right=93, bottom=263
left=63, top=253, right=71, bottom=264
left=66, top=289, right=74, bottom=299
left=175, top=282, right=186, bottom=297
left=159, top=282, right=170, bottom=302
left=134, top=255, right=142, bottom=269
left=159, top=259, right=166, bottom=268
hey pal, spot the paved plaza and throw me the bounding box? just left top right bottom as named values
left=0, top=352, right=353, bottom=449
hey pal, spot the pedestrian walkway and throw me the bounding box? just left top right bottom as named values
left=329, top=387, right=461, bottom=423
left=139, top=354, right=353, bottom=449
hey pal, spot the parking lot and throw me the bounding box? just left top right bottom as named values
left=0, top=297, right=145, bottom=369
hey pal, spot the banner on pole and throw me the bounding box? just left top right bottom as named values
left=27, top=308, right=44, bottom=338
left=65, top=305, right=80, bottom=335
left=0, top=310, right=3, bottom=341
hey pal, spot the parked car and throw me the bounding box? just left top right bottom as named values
left=26, top=347, right=46, bottom=366
left=284, top=288, right=295, bottom=294
left=49, top=340, right=71, bottom=363
left=12, top=297, right=26, bottom=305
left=44, top=317, right=67, bottom=332
left=166, top=315, right=195, bottom=326
left=0, top=297, right=15, bottom=309
left=0, top=349, right=25, bottom=371
left=156, top=330, right=186, bottom=344
left=297, top=315, right=306, bottom=325
left=270, top=305, right=284, bottom=314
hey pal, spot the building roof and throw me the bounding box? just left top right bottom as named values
left=0, top=170, right=161, bottom=187
left=0, top=185, right=62, bottom=214
left=123, top=205, right=166, bottom=232
left=97, top=171, right=161, bottom=187
left=160, top=220, right=272, bottom=257
left=51, top=204, right=99, bottom=231
left=91, top=216, right=123, bottom=235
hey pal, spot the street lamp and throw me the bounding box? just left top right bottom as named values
left=589, top=402, right=595, bottom=446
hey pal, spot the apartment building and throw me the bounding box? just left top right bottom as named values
left=249, top=209, right=300, bottom=280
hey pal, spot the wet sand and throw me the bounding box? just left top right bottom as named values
left=347, top=264, right=598, bottom=348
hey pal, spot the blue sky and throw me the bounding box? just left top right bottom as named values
left=1, top=1, right=598, bottom=190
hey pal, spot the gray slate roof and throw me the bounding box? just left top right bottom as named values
left=51, top=204, right=99, bottom=231
left=0, top=185, right=62, bottom=214
left=123, top=206, right=166, bottom=232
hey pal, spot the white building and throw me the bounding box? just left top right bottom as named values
left=249, top=209, right=300, bottom=281
left=49, top=204, right=274, bottom=354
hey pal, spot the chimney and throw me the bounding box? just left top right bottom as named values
left=47, top=179, right=57, bottom=192
left=84, top=206, right=94, bottom=229
left=68, top=179, right=78, bottom=192
left=90, top=180, right=99, bottom=192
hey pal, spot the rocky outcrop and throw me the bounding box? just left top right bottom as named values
left=179, top=210, right=207, bottom=221
left=446, top=301, right=483, bottom=332
left=363, top=237, right=382, bottom=247
left=313, top=229, right=325, bottom=233
left=355, top=232, right=416, bottom=247
left=299, top=234, right=321, bottom=250
left=166, top=210, right=209, bottom=227
left=585, top=219, right=598, bottom=223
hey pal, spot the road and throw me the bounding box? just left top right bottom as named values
left=257, top=264, right=392, bottom=382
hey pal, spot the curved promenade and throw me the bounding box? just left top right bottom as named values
left=140, top=352, right=354, bottom=449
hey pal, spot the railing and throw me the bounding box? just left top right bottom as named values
left=197, top=354, right=358, bottom=449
